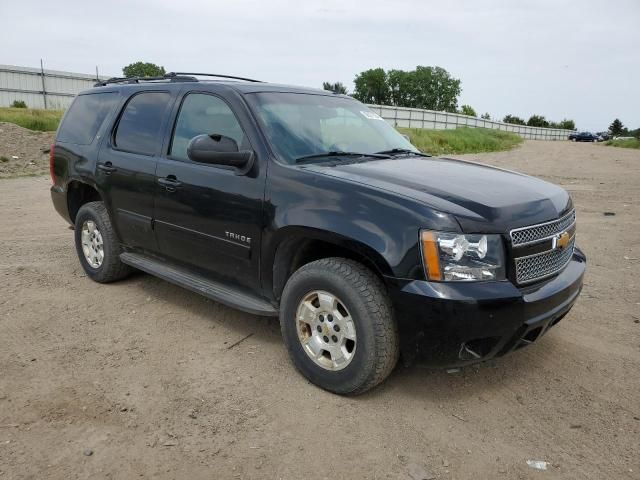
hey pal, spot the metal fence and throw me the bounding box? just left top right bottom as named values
left=0, top=64, right=108, bottom=110
left=367, top=105, right=572, bottom=140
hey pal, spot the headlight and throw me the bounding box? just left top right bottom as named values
left=420, top=230, right=506, bottom=281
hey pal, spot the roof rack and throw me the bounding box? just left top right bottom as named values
left=167, top=72, right=262, bottom=83
left=94, top=74, right=197, bottom=87
left=94, top=72, right=262, bottom=87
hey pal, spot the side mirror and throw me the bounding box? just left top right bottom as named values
left=187, top=134, right=254, bottom=173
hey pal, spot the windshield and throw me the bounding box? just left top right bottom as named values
left=245, top=92, right=417, bottom=164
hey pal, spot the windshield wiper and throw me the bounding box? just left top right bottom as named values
left=374, top=148, right=430, bottom=157
left=295, top=151, right=391, bottom=164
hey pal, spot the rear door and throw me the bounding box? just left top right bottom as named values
left=96, top=89, right=174, bottom=251
left=153, top=90, right=265, bottom=293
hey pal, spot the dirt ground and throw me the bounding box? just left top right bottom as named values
left=0, top=123, right=54, bottom=179
left=1, top=140, right=639, bottom=480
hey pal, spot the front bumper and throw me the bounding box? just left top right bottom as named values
left=390, top=247, right=586, bottom=367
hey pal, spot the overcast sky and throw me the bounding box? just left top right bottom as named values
left=2, top=0, right=638, bottom=131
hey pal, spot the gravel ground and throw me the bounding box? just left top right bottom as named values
left=0, top=140, right=639, bottom=479
left=0, top=123, right=54, bottom=179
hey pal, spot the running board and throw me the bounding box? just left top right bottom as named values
left=120, top=252, right=278, bottom=317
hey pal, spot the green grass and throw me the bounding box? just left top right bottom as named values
left=399, top=127, right=523, bottom=156
left=0, top=107, right=63, bottom=131
left=604, top=138, right=640, bottom=150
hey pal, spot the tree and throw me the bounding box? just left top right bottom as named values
left=556, top=119, right=576, bottom=130
left=411, top=66, right=461, bottom=112
left=353, top=65, right=461, bottom=111
left=322, top=82, right=348, bottom=94
left=481, top=113, right=491, bottom=120
left=353, top=68, right=389, bottom=105
left=122, top=61, right=166, bottom=78
left=460, top=105, right=477, bottom=117
left=527, top=115, right=550, bottom=128
left=387, top=69, right=415, bottom=107
left=503, top=114, right=526, bottom=125
left=609, top=118, right=625, bottom=136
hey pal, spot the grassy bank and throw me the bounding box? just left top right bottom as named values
left=0, top=108, right=63, bottom=131
left=604, top=138, right=640, bottom=150
left=399, top=127, right=523, bottom=155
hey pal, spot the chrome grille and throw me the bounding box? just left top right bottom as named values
left=515, top=237, right=575, bottom=284
left=510, top=210, right=576, bottom=246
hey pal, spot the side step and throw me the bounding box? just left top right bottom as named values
left=120, top=252, right=278, bottom=317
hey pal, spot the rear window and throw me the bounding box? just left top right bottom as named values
left=57, top=92, right=118, bottom=145
left=114, top=91, right=172, bottom=155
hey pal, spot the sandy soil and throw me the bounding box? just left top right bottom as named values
left=0, top=123, right=54, bottom=179
left=0, top=140, right=639, bottom=479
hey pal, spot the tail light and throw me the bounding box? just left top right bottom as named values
left=49, top=144, right=55, bottom=184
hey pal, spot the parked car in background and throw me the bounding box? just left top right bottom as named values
left=568, top=132, right=599, bottom=142
left=596, top=132, right=610, bottom=141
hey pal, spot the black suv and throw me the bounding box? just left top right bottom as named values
left=50, top=73, right=586, bottom=394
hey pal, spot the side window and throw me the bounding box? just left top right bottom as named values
left=170, top=93, right=248, bottom=161
left=114, top=92, right=172, bottom=155
left=57, top=92, right=117, bottom=145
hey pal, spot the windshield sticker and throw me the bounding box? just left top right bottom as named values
left=360, top=111, right=384, bottom=121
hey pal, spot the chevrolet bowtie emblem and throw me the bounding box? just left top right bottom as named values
left=553, top=231, right=571, bottom=250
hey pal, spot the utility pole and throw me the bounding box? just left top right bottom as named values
left=40, top=59, right=48, bottom=109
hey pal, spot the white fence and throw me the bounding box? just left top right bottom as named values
left=368, top=105, right=572, bottom=141
left=0, top=64, right=108, bottom=110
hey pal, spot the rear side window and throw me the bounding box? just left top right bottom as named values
left=114, top=92, right=172, bottom=155
left=57, top=92, right=117, bottom=145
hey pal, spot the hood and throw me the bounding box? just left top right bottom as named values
left=305, top=156, right=572, bottom=233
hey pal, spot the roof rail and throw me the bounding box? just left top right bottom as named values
left=94, top=74, right=197, bottom=87
left=94, top=72, right=262, bottom=87
left=167, top=72, right=263, bottom=83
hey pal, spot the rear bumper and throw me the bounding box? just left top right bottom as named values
left=390, top=247, right=586, bottom=367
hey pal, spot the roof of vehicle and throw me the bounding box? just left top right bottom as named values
left=87, top=72, right=341, bottom=97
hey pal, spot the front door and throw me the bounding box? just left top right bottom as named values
left=153, top=91, right=265, bottom=293
left=96, top=90, right=174, bottom=251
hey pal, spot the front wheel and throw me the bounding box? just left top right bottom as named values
left=280, top=258, right=399, bottom=395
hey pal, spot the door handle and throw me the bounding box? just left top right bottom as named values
left=98, top=162, right=117, bottom=174
left=157, top=176, right=182, bottom=192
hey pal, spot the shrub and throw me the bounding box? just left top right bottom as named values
left=11, top=100, right=27, bottom=108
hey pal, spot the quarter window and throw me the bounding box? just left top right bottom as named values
left=57, top=92, right=117, bottom=145
left=114, top=92, right=172, bottom=155
left=170, top=93, right=248, bottom=161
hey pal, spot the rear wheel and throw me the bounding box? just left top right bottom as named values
left=74, top=201, right=132, bottom=283
left=280, top=258, right=399, bottom=395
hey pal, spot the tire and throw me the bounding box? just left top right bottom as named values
left=74, top=201, right=132, bottom=283
left=279, top=258, right=399, bottom=395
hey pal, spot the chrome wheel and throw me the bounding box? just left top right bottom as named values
left=296, top=290, right=357, bottom=371
left=80, top=220, right=104, bottom=268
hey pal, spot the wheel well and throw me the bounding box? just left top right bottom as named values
left=67, top=182, right=102, bottom=224
left=272, top=236, right=388, bottom=301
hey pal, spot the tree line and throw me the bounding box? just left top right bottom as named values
left=322, top=65, right=577, bottom=130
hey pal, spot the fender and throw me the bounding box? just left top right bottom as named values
left=261, top=162, right=461, bottom=297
